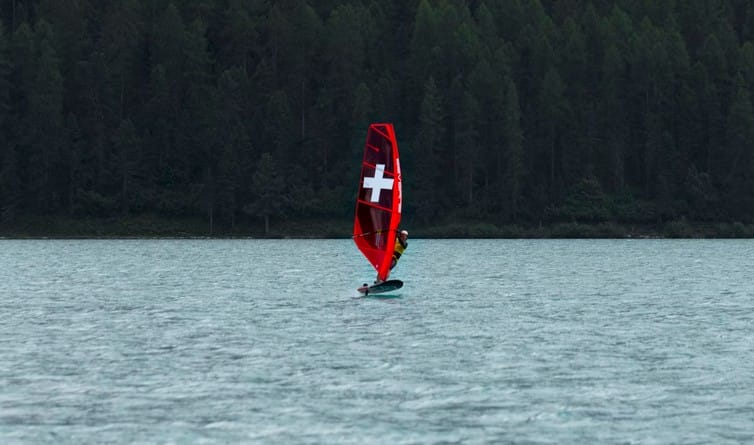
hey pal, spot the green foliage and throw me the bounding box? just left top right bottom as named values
left=0, top=1, right=753, bottom=237
left=715, top=222, right=754, bottom=238
left=547, top=176, right=610, bottom=223
left=0, top=22, right=9, bottom=130
left=411, top=76, right=445, bottom=223
left=244, top=152, right=287, bottom=234
left=112, top=118, right=142, bottom=214
left=549, top=222, right=625, bottom=239
left=719, top=73, right=754, bottom=218
left=663, top=219, right=696, bottom=238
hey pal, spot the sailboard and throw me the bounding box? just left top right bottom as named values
left=353, top=123, right=403, bottom=293
left=357, top=279, right=404, bottom=296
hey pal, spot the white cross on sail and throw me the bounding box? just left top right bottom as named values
left=363, top=164, right=393, bottom=202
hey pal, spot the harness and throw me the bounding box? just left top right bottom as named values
left=393, top=238, right=407, bottom=261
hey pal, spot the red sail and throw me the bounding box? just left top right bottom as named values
left=353, top=123, right=402, bottom=281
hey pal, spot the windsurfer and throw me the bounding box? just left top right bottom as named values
left=392, top=229, right=408, bottom=269
left=376, top=229, right=408, bottom=284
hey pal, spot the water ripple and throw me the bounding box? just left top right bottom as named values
left=1, top=239, right=753, bottom=444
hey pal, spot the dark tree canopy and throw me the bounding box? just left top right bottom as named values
left=1, top=1, right=754, bottom=235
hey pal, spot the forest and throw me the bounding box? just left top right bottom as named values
left=1, top=0, right=754, bottom=237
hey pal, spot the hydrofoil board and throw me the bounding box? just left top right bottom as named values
left=357, top=279, right=403, bottom=295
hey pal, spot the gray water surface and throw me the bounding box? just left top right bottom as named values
left=1, top=239, right=752, bottom=444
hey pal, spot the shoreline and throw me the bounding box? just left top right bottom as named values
left=1, top=216, right=754, bottom=239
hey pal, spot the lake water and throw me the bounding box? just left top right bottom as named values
left=1, top=239, right=752, bottom=444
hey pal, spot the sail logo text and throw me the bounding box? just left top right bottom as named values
left=363, top=164, right=393, bottom=202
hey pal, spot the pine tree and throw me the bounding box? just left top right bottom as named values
left=146, top=3, right=189, bottom=197
left=502, top=76, right=524, bottom=221
left=98, top=0, right=143, bottom=120
left=408, top=0, right=441, bottom=126
left=0, top=23, right=15, bottom=221
left=723, top=73, right=754, bottom=216
left=0, top=22, right=9, bottom=135
left=538, top=68, right=569, bottom=202
left=215, top=0, right=258, bottom=71
left=245, top=152, right=286, bottom=235
left=412, top=77, right=445, bottom=223
left=215, top=141, right=241, bottom=231
left=450, top=78, right=480, bottom=209
left=601, top=44, right=627, bottom=193
left=283, top=0, right=323, bottom=143
left=215, top=66, right=251, bottom=230
left=26, top=20, right=65, bottom=212
left=0, top=144, right=20, bottom=223
left=111, top=119, right=141, bottom=215
left=64, top=113, right=86, bottom=216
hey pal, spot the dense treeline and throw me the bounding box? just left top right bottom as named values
left=1, top=0, right=754, bottom=235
